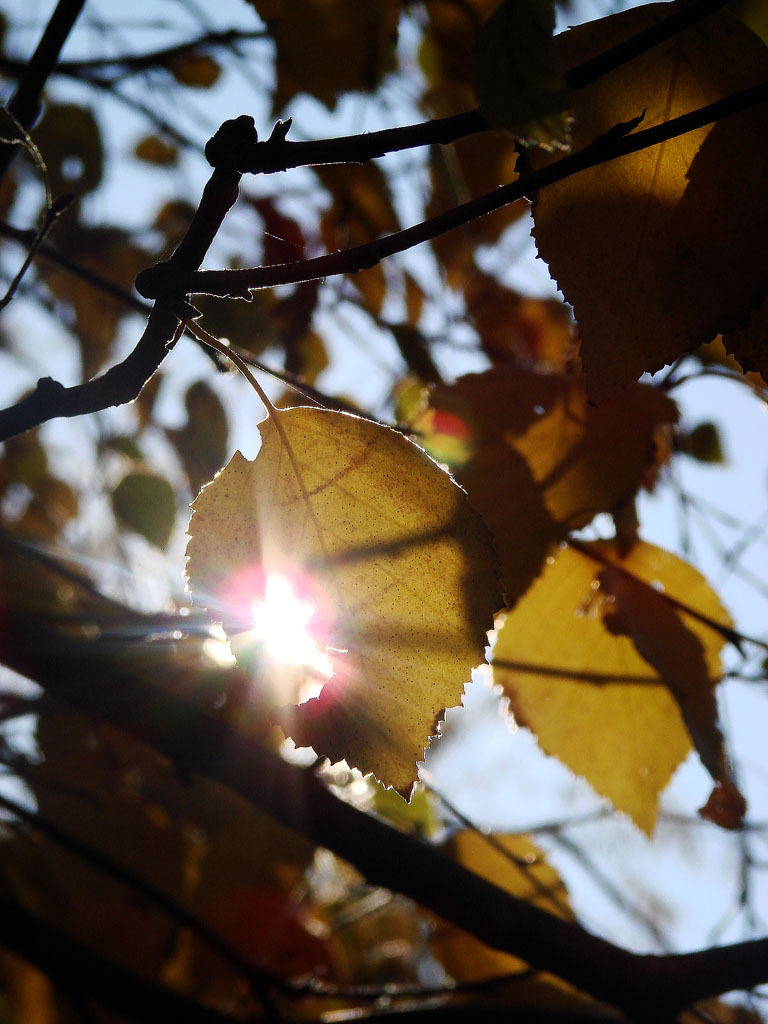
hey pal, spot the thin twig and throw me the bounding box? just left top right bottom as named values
left=0, top=196, right=71, bottom=313
left=0, top=27, right=268, bottom=80
left=0, top=0, right=86, bottom=182
left=0, top=116, right=254, bottom=443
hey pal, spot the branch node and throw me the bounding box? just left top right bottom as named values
left=36, top=376, right=65, bottom=401
left=204, top=114, right=258, bottom=169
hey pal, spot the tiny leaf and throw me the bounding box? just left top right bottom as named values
left=169, top=54, right=221, bottom=88
left=678, top=422, right=726, bottom=464
left=134, top=134, right=179, bottom=166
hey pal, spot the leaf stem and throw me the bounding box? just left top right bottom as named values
left=185, top=318, right=340, bottom=586
left=183, top=319, right=277, bottom=414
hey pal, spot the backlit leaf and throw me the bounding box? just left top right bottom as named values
left=112, top=472, right=177, bottom=549
left=185, top=407, right=501, bottom=795
left=494, top=541, right=739, bottom=833
left=530, top=4, right=768, bottom=399
left=247, top=0, right=400, bottom=113
left=474, top=0, right=571, bottom=150
left=417, top=368, right=676, bottom=603
left=169, top=53, right=221, bottom=88
left=34, top=102, right=103, bottom=195
left=166, top=381, right=229, bottom=496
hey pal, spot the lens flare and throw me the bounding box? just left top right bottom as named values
left=250, top=573, right=333, bottom=679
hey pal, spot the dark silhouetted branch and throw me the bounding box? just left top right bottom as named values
left=0, top=116, right=256, bottom=443
left=0, top=27, right=268, bottom=81
left=1, top=574, right=768, bottom=1019
left=187, top=0, right=734, bottom=176
left=137, top=80, right=768, bottom=301
left=0, top=790, right=280, bottom=1004
left=0, top=0, right=86, bottom=180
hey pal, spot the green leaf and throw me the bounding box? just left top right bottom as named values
left=473, top=0, right=571, bottom=150
left=34, top=102, right=103, bottom=195
left=112, top=473, right=177, bottom=549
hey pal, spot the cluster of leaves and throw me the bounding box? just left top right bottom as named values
left=1, top=0, right=768, bottom=1022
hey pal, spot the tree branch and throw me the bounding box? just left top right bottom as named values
left=0, top=898, right=244, bottom=1024
left=137, top=80, right=768, bottom=301
left=0, top=0, right=86, bottom=181
left=0, top=571, right=767, bottom=1019
left=190, top=0, right=734, bottom=176
left=0, top=893, right=636, bottom=1024
left=0, top=116, right=256, bottom=443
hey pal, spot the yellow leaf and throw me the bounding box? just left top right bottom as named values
left=247, top=0, right=400, bottom=113
left=417, top=369, right=677, bottom=603
left=431, top=832, right=586, bottom=1008
left=134, top=133, right=178, bottom=166
left=530, top=4, right=768, bottom=399
left=185, top=407, right=501, bottom=795
left=169, top=53, right=221, bottom=88
left=493, top=541, right=737, bottom=834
